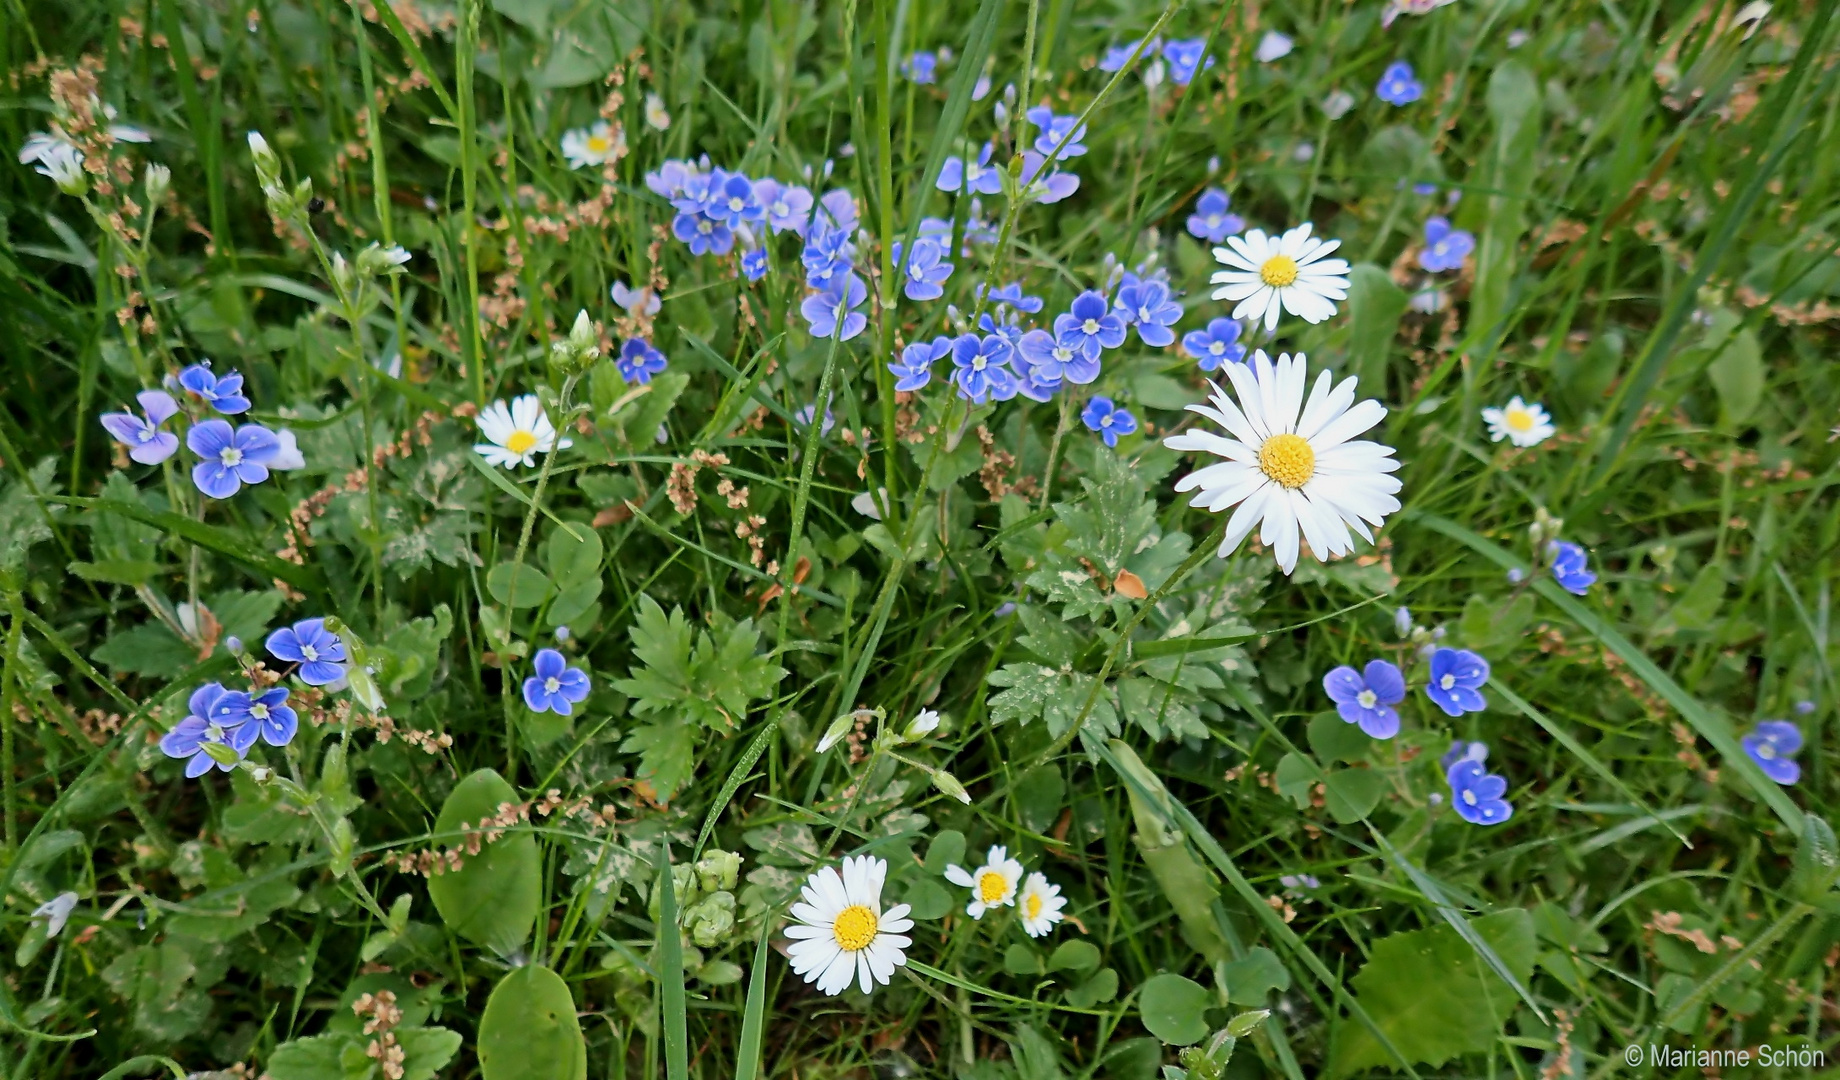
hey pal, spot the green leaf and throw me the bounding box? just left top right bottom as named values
left=1327, top=910, right=1537, bottom=1077
left=1220, top=947, right=1291, bottom=1004
left=901, top=877, right=953, bottom=921
left=621, top=370, right=690, bottom=445
left=267, top=1033, right=368, bottom=1080
left=1345, top=264, right=1409, bottom=392
left=620, top=722, right=698, bottom=802
left=1307, top=712, right=1372, bottom=764
left=426, top=769, right=539, bottom=956
left=1273, top=753, right=1317, bottom=809
left=1047, top=940, right=1101, bottom=974
left=544, top=522, right=603, bottom=590
left=1004, top=943, right=1043, bottom=975
left=1705, top=323, right=1763, bottom=428
left=1322, top=768, right=1386, bottom=825
left=1015, top=765, right=1066, bottom=834
left=486, top=561, right=553, bottom=608
left=398, top=1027, right=464, bottom=1080
left=47, top=495, right=323, bottom=591
left=68, top=559, right=161, bottom=586
left=478, top=965, right=587, bottom=1080
left=611, top=596, right=785, bottom=738
left=924, top=830, right=967, bottom=874
left=1139, top=973, right=1211, bottom=1046
left=1066, top=967, right=1119, bottom=1008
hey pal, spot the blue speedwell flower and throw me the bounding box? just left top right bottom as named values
left=1376, top=60, right=1423, bottom=105
left=702, top=170, right=761, bottom=230
left=1026, top=106, right=1089, bottom=161
left=1186, top=188, right=1245, bottom=244
left=1100, top=37, right=1159, bottom=72
left=159, top=683, right=248, bottom=778
left=983, top=282, right=1044, bottom=313
left=1322, top=659, right=1406, bottom=738
left=1081, top=397, right=1137, bottom=448
left=1181, top=317, right=1246, bottom=371
left=1054, top=290, right=1127, bottom=361
left=816, top=188, right=860, bottom=236
left=801, top=226, right=855, bottom=289
left=889, top=338, right=950, bottom=392
left=1446, top=759, right=1512, bottom=825
left=1419, top=216, right=1475, bottom=272
left=177, top=363, right=252, bottom=414
left=618, top=339, right=668, bottom=384
left=266, top=617, right=349, bottom=686
left=1017, top=152, right=1081, bottom=204
left=101, top=389, right=181, bottom=465
left=672, top=207, right=735, bottom=257
left=216, top=686, right=298, bottom=747
left=1742, top=721, right=1802, bottom=785
left=1424, top=647, right=1489, bottom=716
left=794, top=404, right=836, bottom=436
left=1114, top=278, right=1183, bottom=348
left=950, top=332, right=1018, bottom=404
left=895, top=237, right=954, bottom=301
left=187, top=419, right=279, bottom=499
left=524, top=648, right=591, bottom=715
left=1440, top=740, right=1488, bottom=772
left=740, top=247, right=769, bottom=282
left=903, top=50, right=938, bottom=84
left=1017, top=329, right=1101, bottom=387
left=803, top=274, right=869, bottom=341
left=938, top=143, right=1004, bottom=195
left=1547, top=541, right=1596, bottom=595
left=1162, top=38, right=1214, bottom=86
left=751, top=178, right=813, bottom=235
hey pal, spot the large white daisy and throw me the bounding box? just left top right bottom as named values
left=561, top=121, right=622, bottom=170
left=474, top=394, right=571, bottom=469
left=1164, top=351, right=1402, bottom=576
left=1016, top=872, right=1067, bottom=938
left=1481, top=396, right=1555, bottom=448
left=785, top=855, right=914, bottom=996
left=1210, top=224, right=1352, bottom=332
left=943, top=845, right=1025, bottom=919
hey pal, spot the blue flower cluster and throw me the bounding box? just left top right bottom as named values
left=159, top=681, right=299, bottom=777
left=937, top=138, right=1080, bottom=206
left=1441, top=741, right=1512, bottom=825
left=101, top=362, right=290, bottom=499
left=1099, top=37, right=1217, bottom=87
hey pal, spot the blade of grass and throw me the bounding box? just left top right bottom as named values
left=694, top=719, right=779, bottom=857
left=1412, top=511, right=1804, bottom=828
left=656, top=842, right=688, bottom=1080
left=734, top=921, right=774, bottom=1080
left=40, top=496, right=324, bottom=592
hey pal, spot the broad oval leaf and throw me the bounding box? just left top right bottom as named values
left=426, top=769, right=538, bottom=956
left=486, top=561, right=553, bottom=608
left=478, top=964, right=587, bottom=1080
left=1138, top=972, right=1211, bottom=1046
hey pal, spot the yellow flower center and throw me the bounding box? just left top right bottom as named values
left=1258, top=433, right=1316, bottom=489
left=505, top=429, right=539, bottom=455
left=977, top=870, right=1009, bottom=904
left=1259, top=254, right=1300, bottom=287
left=586, top=136, right=610, bottom=154
left=831, top=904, right=879, bottom=951
left=1025, top=893, right=1043, bottom=920
left=1505, top=408, right=1534, bottom=432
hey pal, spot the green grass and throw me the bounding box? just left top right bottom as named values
left=3, top=0, right=1839, bottom=1078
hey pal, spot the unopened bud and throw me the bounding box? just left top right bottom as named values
left=144, top=163, right=171, bottom=203
left=902, top=708, right=941, bottom=742
left=930, top=768, right=972, bottom=805
left=816, top=712, right=855, bottom=753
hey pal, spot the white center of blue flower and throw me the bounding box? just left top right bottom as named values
left=1462, top=789, right=1478, bottom=806
left=1440, top=673, right=1456, bottom=690
left=220, top=447, right=243, bottom=466
left=1208, top=342, right=1224, bottom=355
left=729, top=197, right=744, bottom=212
left=544, top=676, right=561, bottom=694
left=251, top=703, right=269, bottom=720
left=1207, top=214, right=1221, bottom=228
left=772, top=200, right=788, bottom=216
left=971, top=356, right=987, bottom=371
left=206, top=722, right=226, bottom=740
left=137, top=428, right=155, bottom=442
left=301, top=644, right=319, bottom=663
left=1053, top=346, right=1074, bottom=363
left=1138, top=306, right=1154, bottom=320
left=1356, top=689, right=1377, bottom=709
left=1756, top=743, right=1775, bottom=759
left=1082, top=318, right=1099, bottom=334
left=698, top=220, right=713, bottom=234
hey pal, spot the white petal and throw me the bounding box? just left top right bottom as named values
left=1220, top=482, right=1276, bottom=557
left=1309, top=399, right=1388, bottom=451
left=1263, top=494, right=1301, bottom=574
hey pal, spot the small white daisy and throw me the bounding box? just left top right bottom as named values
left=1481, top=396, right=1555, bottom=448
left=474, top=394, right=572, bottom=469
left=943, top=845, right=1025, bottom=919
left=785, top=855, right=914, bottom=996
left=561, top=121, right=622, bottom=170
left=644, top=92, right=672, bottom=131
left=1164, top=350, right=1402, bottom=576
left=1016, top=873, right=1066, bottom=938
left=1210, top=224, right=1352, bottom=333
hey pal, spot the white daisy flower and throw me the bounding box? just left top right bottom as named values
left=1016, top=873, right=1066, bottom=938
left=785, top=855, right=914, bottom=996
left=644, top=92, right=672, bottom=131
left=1481, top=396, right=1555, bottom=448
left=561, top=121, right=622, bottom=170
left=1164, top=350, right=1402, bottom=576
left=1211, top=224, right=1352, bottom=333
left=474, top=394, right=572, bottom=469
left=942, top=845, right=1025, bottom=919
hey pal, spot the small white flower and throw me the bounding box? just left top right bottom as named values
left=1481, top=396, right=1555, bottom=447
left=943, top=845, right=1025, bottom=919
left=271, top=429, right=307, bottom=470
left=903, top=708, right=940, bottom=740
left=1016, top=873, right=1066, bottom=938
left=644, top=92, right=672, bottom=131
left=1210, top=224, right=1352, bottom=332
left=1505, top=28, right=1531, bottom=48
left=28, top=140, right=87, bottom=195
left=1255, top=31, right=1293, bottom=63
left=561, top=121, right=622, bottom=169
left=610, top=279, right=661, bottom=315
left=1321, top=89, right=1356, bottom=119
left=785, top=855, right=914, bottom=996
left=1408, top=284, right=1446, bottom=313
left=850, top=489, right=889, bottom=520
left=30, top=892, right=80, bottom=938
left=1164, top=351, right=1402, bottom=576
left=474, top=394, right=572, bottom=469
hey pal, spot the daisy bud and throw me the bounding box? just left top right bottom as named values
left=930, top=768, right=972, bottom=805
left=144, top=163, right=172, bottom=203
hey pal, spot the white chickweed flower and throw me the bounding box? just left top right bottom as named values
left=943, top=845, right=1025, bottom=919
left=1255, top=31, right=1294, bottom=62
left=1210, top=224, right=1352, bottom=332
left=1481, top=396, right=1555, bottom=448
left=561, top=121, right=622, bottom=170
left=785, top=855, right=913, bottom=996
left=903, top=708, right=940, bottom=741
left=473, top=394, right=572, bottom=469
left=1016, top=873, right=1066, bottom=937
left=1164, top=351, right=1402, bottom=576
left=644, top=92, right=672, bottom=131
left=30, top=892, right=80, bottom=938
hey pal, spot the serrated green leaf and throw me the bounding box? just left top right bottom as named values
left=620, top=722, right=697, bottom=801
